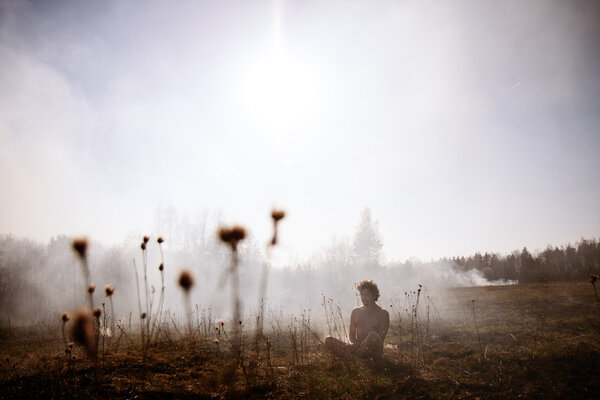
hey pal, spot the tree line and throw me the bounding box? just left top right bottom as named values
left=450, top=238, right=600, bottom=283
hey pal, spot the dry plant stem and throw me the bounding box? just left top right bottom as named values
left=78, top=257, right=94, bottom=312
left=472, top=300, right=484, bottom=360
left=257, top=246, right=272, bottom=337
left=132, top=259, right=146, bottom=357
left=592, top=282, right=600, bottom=315
left=231, top=249, right=242, bottom=356
left=102, top=303, right=106, bottom=362
left=184, top=292, right=192, bottom=337
left=142, top=246, right=153, bottom=350
left=109, top=297, right=115, bottom=335
left=151, top=243, right=166, bottom=342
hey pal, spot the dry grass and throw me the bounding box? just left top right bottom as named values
left=1, top=281, right=599, bottom=399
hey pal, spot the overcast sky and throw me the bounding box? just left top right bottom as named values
left=1, top=0, right=599, bottom=262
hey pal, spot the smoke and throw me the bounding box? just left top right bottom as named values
left=0, top=232, right=512, bottom=329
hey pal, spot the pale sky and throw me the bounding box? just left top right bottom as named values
left=1, top=0, right=599, bottom=262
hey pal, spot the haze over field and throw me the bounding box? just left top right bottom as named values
left=1, top=0, right=599, bottom=264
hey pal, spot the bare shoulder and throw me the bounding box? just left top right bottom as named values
left=351, top=306, right=363, bottom=315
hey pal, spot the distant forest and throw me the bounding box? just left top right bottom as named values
left=449, top=238, right=600, bottom=283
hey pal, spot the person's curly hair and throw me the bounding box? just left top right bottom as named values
left=355, top=279, right=380, bottom=301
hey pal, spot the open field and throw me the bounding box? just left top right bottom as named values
left=1, top=281, right=599, bottom=399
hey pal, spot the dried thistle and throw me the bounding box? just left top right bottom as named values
left=141, top=312, right=147, bottom=319
left=88, top=284, right=96, bottom=294
left=143, top=236, right=150, bottom=244
left=61, top=312, right=71, bottom=322
left=93, top=307, right=102, bottom=318
left=104, top=284, right=114, bottom=297
left=590, top=274, right=599, bottom=284
left=72, top=238, right=88, bottom=259
left=178, top=269, right=194, bottom=291
left=218, top=225, right=247, bottom=250
left=70, top=309, right=96, bottom=359
left=157, top=237, right=164, bottom=244
left=141, top=242, right=146, bottom=251
left=271, top=209, right=286, bottom=222
left=158, top=263, right=164, bottom=271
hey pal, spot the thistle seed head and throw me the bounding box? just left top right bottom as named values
left=88, top=284, right=96, bottom=294
left=218, top=225, right=247, bottom=250
left=104, top=285, right=114, bottom=297
left=271, top=209, right=286, bottom=222
left=143, top=236, right=150, bottom=244
left=72, top=238, right=88, bottom=259
left=61, top=312, right=70, bottom=322
left=70, top=309, right=95, bottom=358
left=93, top=307, right=102, bottom=318
left=178, top=269, right=194, bottom=291
left=157, top=237, right=164, bottom=244
left=158, top=263, right=164, bottom=271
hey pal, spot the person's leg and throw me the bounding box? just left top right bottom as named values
left=325, top=336, right=361, bottom=361
left=355, top=331, right=383, bottom=361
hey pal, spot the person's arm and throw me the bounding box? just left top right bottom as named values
left=379, top=310, right=390, bottom=341
left=349, top=309, right=358, bottom=344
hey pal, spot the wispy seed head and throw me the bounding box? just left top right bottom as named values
left=178, top=269, right=194, bottom=291
left=61, top=312, right=70, bottom=322
left=72, top=238, right=88, bottom=259
left=104, top=285, right=114, bottom=297
left=88, top=284, right=96, bottom=294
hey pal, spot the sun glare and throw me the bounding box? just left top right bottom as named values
left=243, top=52, right=315, bottom=130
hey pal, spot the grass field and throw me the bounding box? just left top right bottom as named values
left=1, top=281, right=599, bottom=399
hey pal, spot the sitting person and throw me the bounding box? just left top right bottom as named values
left=325, top=279, right=389, bottom=363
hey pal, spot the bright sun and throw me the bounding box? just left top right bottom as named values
left=243, top=51, right=315, bottom=130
